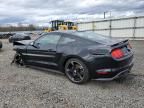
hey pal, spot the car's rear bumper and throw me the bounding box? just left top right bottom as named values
left=94, top=62, right=134, bottom=81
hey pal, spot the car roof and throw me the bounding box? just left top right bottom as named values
left=48, top=31, right=95, bottom=42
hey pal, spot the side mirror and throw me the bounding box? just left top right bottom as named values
left=30, top=41, right=40, bottom=48
left=30, top=41, right=34, bottom=46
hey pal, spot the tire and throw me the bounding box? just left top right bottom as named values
left=14, top=53, right=24, bottom=66
left=0, top=42, right=2, bottom=49
left=64, top=58, right=90, bottom=84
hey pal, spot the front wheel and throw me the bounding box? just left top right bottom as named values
left=12, top=53, right=24, bottom=66
left=65, top=58, right=90, bottom=84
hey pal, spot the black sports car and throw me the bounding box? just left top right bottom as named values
left=13, top=31, right=134, bottom=84
left=9, top=33, right=31, bottom=43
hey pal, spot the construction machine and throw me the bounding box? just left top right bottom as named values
left=44, top=20, right=77, bottom=32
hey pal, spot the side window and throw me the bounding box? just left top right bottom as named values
left=59, top=36, right=76, bottom=45
left=35, top=34, right=61, bottom=46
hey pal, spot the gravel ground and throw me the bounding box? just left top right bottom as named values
left=0, top=39, right=144, bottom=108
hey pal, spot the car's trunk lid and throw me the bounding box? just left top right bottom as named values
left=109, top=39, right=132, bottom=59
left=109, top=39, right=129, bottom=48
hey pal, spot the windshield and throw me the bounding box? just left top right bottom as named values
left=72, top=31, right=113, bottom=44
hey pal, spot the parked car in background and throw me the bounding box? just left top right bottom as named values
left=0, top=33, right=15, bottom=39
left=0, top=41, right=2, bottom=49
left=12, top=31, right=134, bottom=84
left=9, top=33, right=31, bottom=43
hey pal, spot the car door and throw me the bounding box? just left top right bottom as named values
left=26, top=33, right=61, bottom=69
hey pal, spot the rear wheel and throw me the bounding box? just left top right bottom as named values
left=65, top=58, right=90, bottom=84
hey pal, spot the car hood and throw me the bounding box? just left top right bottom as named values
left=13, top=40, right=33, bottom=46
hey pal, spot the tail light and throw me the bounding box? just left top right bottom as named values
left=111, top=49, right=124, bottom=59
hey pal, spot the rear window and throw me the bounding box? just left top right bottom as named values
left=72, top=31, right=112, bottom=44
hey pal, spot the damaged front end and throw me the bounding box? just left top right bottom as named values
left=11, top=40, right=33, bottom=65
left=13, top=40, right=33, bottom=46
left=11, top=53, right=24, bottom=66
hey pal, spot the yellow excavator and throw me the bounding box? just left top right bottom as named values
left=44, top=20, right=77, bottom=32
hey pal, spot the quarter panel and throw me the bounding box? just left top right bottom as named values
left=56, top=39, right=97, bottom=72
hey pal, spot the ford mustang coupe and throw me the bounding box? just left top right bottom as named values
left=13, top=31, right=134, bottom=84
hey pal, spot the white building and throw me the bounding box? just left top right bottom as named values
left=77, top=16, right=144, bottom=39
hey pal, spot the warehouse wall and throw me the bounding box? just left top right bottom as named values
left=77, top=16, right=144, bottom=38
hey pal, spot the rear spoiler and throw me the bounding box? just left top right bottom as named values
left=111, top=39, right=129, bottom=48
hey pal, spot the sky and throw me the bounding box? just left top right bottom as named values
left=0, top=0, right=144, bottom=26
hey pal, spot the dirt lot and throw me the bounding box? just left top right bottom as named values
left=0, top=39, right=144, bottom=108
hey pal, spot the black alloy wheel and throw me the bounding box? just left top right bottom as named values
left=65, top=58, right=90, bottom=84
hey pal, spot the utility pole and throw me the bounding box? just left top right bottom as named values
left=104, top=11, right=112, bottom=19
left=109, top=11, right=111, bottom=18
left=104, top=12, right=106, bottom=19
